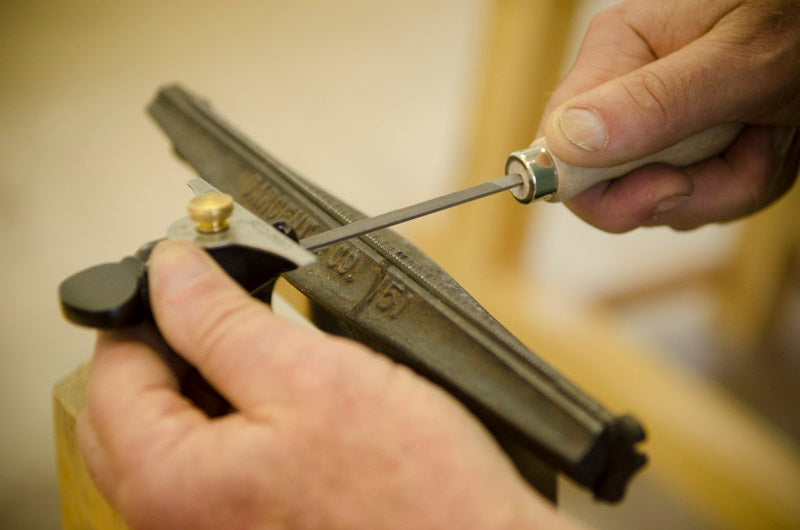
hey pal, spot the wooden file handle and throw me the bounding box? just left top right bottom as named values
left=532, top=123, right=743, bottom=202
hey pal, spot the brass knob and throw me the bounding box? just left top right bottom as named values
left=188, top=193, right=234, bottom=233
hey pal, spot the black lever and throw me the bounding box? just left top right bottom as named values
left=59, top=221, right=302, bottom=329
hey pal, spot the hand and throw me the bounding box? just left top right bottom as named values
left=77, top=239, right=577, bottom=529
left=541, top=0, right=800, bottom=232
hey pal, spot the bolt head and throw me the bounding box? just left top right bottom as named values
left=188, top=193, right=234, bottom=233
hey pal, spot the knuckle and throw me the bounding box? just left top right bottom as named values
left=590, top=2, right=630, bottom=31
left=586, top=7, right=616, bottom=33
left=566, top=198, right=637, bottom=234
left=742, top=171, right=777, bottom=215
left=194, top=296, right=265, bottom=368
left=616, top=66, right=677, bottom=126
left=589, top=211, right=640, bottom=233
left=666, top=219, right=700, bottom=231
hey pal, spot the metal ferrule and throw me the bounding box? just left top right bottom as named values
left=505, top=144, right=559, bottom=204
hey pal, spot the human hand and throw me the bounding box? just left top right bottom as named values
left=76, top=239, right=576, bottom=529
left=541, top=0, right=800, bottom=232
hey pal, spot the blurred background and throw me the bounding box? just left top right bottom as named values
left=1, top=1, right=798, bottom=528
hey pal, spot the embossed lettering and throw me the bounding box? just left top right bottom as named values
left=279, top=203, right=298, bottom=223
left=266, top=196, right=289, bottom=218
left=370, top=276, right=413, bottom=319
left=236, top=175, right=321, bottom=238
left=325, top=245, right=361, bottom=282
left=294, top=215, right=319, bottom=239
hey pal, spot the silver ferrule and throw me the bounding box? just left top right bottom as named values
left=505, top=144, right=558, bottom=204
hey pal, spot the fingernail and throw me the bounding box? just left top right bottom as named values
left=654, top=194, right=689, bottom=214
left=151, top=240, right=209, bottom=294
left=559, top=107, right=609, bottom=152
left=773, top=126, right=796, bottom=156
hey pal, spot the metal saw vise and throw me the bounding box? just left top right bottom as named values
left=68, top=84, right=648, bottom=504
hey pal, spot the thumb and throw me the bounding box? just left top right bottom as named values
left=543, top=35, right=747, bottom=167
left=148, top=239, right=335, bottom=410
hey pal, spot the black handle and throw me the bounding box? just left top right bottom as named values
left=59, top=234, right=300, bottom=329
left=59, top=255, right=151, bottom=329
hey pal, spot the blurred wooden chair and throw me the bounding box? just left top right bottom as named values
left=594, top=179, right=800, bottom=356
left=715, top=182, right=800, bottom=352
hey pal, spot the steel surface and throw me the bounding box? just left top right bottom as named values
left=299, top=173, right=523, bottom=250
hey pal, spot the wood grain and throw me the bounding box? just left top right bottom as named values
left=54, top=364, right=128, bottom=529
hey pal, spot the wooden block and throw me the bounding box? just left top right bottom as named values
left=53, top=363, right=128, bottom=529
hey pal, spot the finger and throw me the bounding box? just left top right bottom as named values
left=148, top=239, right=353, bottom=411
left=565, top=163, right=694, bottom=233
left=566, top=125, right=797, bottom=231
left=543, top=3, right=793, bottom=167
left=537, top=0, right=740, bottom=135
left=537, top=3, right=662, bottom=133
left=774, top=128, right=800, bottom=198
left=84, top=328, right=207, bottom=480
left=650, top=125, right=799, bottom=230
